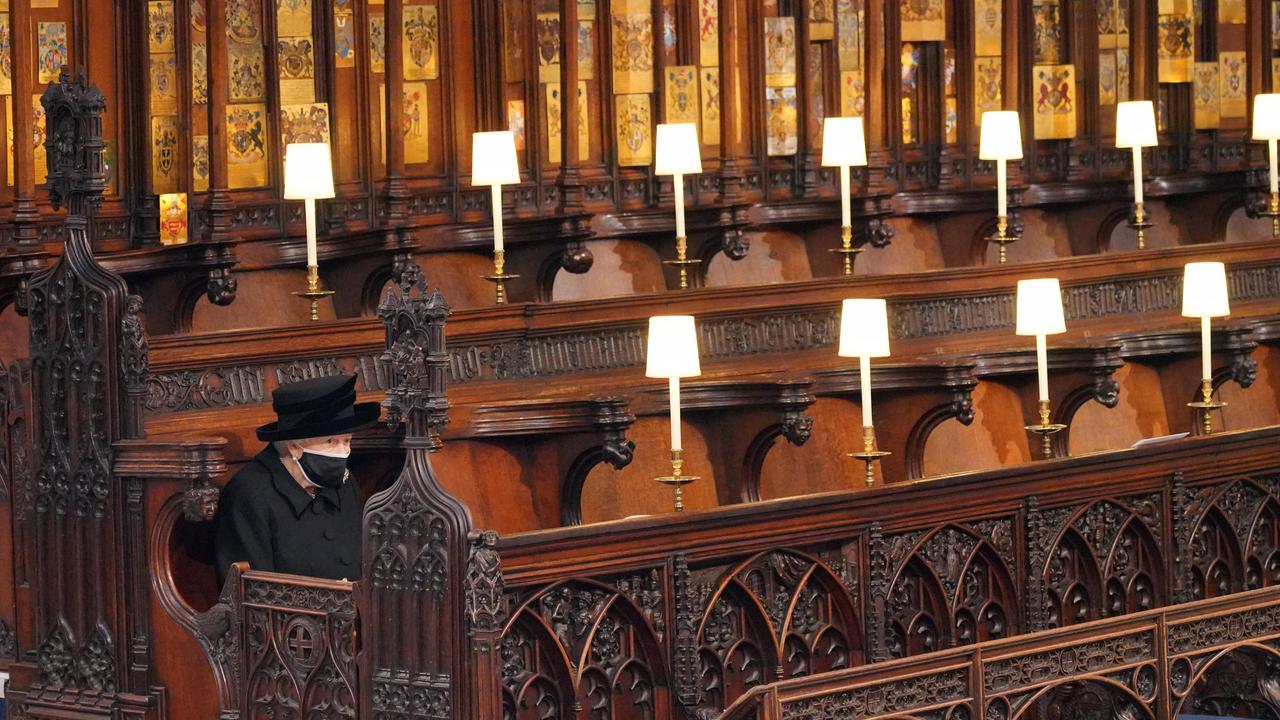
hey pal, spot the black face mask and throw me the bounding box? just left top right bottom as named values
left=299, top=449, right=349, bottom=489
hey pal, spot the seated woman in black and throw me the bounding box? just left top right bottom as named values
left=213, top=374, right=378, bottom=585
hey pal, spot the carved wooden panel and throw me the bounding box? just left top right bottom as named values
left=500, top=578, right=668, bottom=720
left=724, top=587, right=1280, bottom=720
left=1026, top=494, right=1165, bottom=631
left=239, top=572, right=357, bottom=720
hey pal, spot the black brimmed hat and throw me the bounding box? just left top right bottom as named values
left=256, top=374, right=381, bottom=442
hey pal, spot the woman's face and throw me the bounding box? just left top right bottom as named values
left=294, top=434, right=353, bottom=456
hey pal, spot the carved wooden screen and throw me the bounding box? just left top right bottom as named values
left=6, top=71, right=153, bottom=717
left=1026, top=495, right=1166, bottom=631
left=876, top=522, right=1019, bottom=655
left=1174, top=476, right=1280, bottom=602
left=722, top=585, right=1280, bottom=720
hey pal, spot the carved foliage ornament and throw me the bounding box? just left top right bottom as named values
left=35, top=619, right=117, bottom=693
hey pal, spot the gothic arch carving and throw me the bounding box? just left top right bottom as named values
left=1012, top=677, right=1153, bottom=720
left=1246, top=499, right=1280, bottom=590
left=881, top=523, right=1019, bottom=657
left=1029, top=497, right=1165, bottom=629
left=1175, top=478, right=1280, bottom=601
left=501, top=579, right=669, bottom=720
left=691, top=549, right=861, bottom=710
left=499, top=610, right=577, bottom=720
left=1176, top=642, right=1280, bottom=719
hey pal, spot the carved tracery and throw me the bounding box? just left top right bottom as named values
left=499, top=580, right=667, bottom=720
left=880, top=524, right=1018, bottom=658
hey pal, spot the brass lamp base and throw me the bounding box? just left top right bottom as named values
left=662, top=235, right=702, bottom=290
left=1258, top=192, right=1280, bottom=240
left=985, top=216, right=1017, bottom=264
left=828, top=226, right=863, bottom=276
left=655, top=449, right=700, bottom=513
left=294, top=265, right=335, bottom=322
left=1127, top=202, right=1153, bottom=250
left=1024, top=400, right=1067, bottom=459
left=481, top=249, right=520, bottom=305
left=1187, top=379, right=1226, bottom=435
left=848, top=426, right=890, bottom=488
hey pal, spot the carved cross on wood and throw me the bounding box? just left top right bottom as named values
left=286, top=623, right=316, bottom=662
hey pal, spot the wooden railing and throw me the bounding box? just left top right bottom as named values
left=488, top=426, right=1280, bottom=717
left=721, top=583, right=1280, bottom=720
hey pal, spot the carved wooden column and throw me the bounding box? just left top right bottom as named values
left=796, top=1, right=817, bottom=197
left=11, top=0, right=38, bottom=246
left=557, top=0, right=583, bottom=212
left=863, top=0, right=889, bottom=194
left=1130, top=0, right=1151, bottom=99
left=364, top=270, right=475, bottom=720
left=205, top=0, right=233, bottom=245
left=719, top=0, right=748, bottom=202
left=383, top=0, right=409, bottom=224
left=471, top=0, right=502, bottom=131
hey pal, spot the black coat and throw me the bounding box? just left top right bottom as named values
left=214, top=448, right=363, bottom=586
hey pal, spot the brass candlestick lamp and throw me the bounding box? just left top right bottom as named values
left=472, top=131, right=522, bottom=304
left=838, top=298, right=891, bottom=487
left=1016, top=278, right=1069, bottom=458
left=1182, top=262, right=1230, bottom=434
left=656, top=124, right=704, bottom=289
left=820, top=117, right=867, bottom=275
left=1252, top=94, right=1280, bottom=239
left=1116, top=101, right=1158, bottom=250
left=646, top=315, right=702, bottom=512
left=979, top=111, right=1023, bottom=264
left=284, top=143, right=337, bottom=321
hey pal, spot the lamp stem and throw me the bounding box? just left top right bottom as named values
left=1269, top=138, right=1278, bottom=195
left=839, top=164, right=851, bottom=229
left=669, top=376, right=682, bottom=452
left=859, top=356, right=872, bottom=427
left=491, top=183, right=505, bottom=253
left=304, top=197, right=318, bottom=267
left=673, top=172, right=686, bottom=238
left=1132, top=145, right=1144, bottom=205
left=1200, top=315, right=1212, bottom=383
left=996, top=158, right=1008, bottom=218
left=1035, top=334, right=1049, bottom=404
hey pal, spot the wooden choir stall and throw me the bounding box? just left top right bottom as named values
left=1, top=1, right=1280, bottom=720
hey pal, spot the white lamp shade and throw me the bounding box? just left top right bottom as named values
left=655, top=123, right=703, bottom=175
left=1182, top=262, right=1231, bottom=318
left=978, top=111, right=1023, bottom=160
left=471, top=131, right=521, bottom=186
left=283, top=143, right=335, bottom=199
left=1015, top=278, right=1067, bottom=336
left=838, top=299, right=891, bottom=358
left=1115, top=101, right=1158, bottom=148
left=820, top=117, right=868, bottom=167
left=1253, top=94, right=1280, bottom=140
left=645, top=315, right=701, bottom=378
